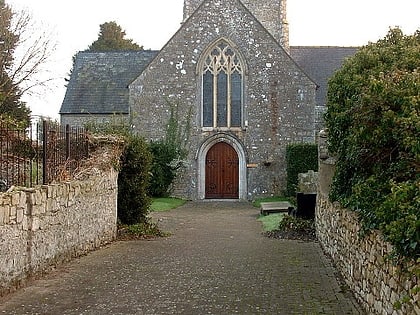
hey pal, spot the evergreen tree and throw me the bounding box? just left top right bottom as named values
left=0, top=0, right=30, bottom=126
left=87, top=21, right=143, bottom=51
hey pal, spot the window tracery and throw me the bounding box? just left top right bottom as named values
left=202, top=41, right=243, bottom=128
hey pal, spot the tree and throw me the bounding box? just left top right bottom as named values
left=66, top=21, right=142, bottom=83
left=87, top=21, right=143, bottom=52
left=325, top=28, right=419, bottom=259
left=0, top=0, right=29, bottom=125
left=0, top=0, right=55, bottom=126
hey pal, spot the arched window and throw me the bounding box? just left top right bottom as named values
left=202, top=40, right=243, bottom=128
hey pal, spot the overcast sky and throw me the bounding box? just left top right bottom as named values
left=8, top=0, right=420, bottom=119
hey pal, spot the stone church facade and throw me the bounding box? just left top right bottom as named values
left=60, top=0, right=357, bottom=200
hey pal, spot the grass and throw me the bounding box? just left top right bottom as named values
left=257, top=213, right=285, bottom=232
left=150, top=197, right=187, bottom=212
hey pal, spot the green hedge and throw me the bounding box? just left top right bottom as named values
left=117, top=135, right=152, bottom=224
left=325, top=28, right=419, bottom=260
left=286, top=143, right=318, bottom=196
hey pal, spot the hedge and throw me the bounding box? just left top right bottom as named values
left=286, top=143, right=318, bottom=196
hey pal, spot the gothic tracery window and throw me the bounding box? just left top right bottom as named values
left=202, top=41, right=243, bottom=128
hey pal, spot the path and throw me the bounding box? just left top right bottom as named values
left=0, top=201, right=364, bottom=314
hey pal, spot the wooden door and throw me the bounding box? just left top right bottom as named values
left=205, top=142, right=239, bottom=199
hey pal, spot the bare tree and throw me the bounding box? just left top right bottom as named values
left=0, top=0, right=56, bottom=125
left=8, top=5, right=56, bottom=95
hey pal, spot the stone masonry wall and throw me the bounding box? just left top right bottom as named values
left=60, top=114, right=129, bottom=128
left=183, top=0, right=289, bottom=50
left=130, top=0, right=315, bottom=200
left=0, top=168, right=118, bottom=296
left=316, top=132, right=419, bottom=315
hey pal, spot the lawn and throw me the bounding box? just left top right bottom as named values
left=253, top=196, right=293, bottom=232
left=257, top=213, right=285, bottom=232
left=150, top=197, right=187, bottom=212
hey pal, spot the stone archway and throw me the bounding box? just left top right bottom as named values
left=196, top=133, right=247, bottom=200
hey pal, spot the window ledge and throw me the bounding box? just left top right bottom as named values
left=201, top=127, right=245, bottom=132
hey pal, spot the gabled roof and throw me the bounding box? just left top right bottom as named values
left=290, top=46, right=358, bottom=106
left=60, top=46, right=357, bottom=116
left=60, top=50, right=158, bottom=115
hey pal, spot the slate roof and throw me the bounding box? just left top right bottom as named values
left=60, top=47, right=357, bottom=116
left=290, top=46, right=358, bottom=106
left=60, top=50, right=158, bottom=115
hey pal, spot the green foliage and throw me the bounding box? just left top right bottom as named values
left=119, top=221, right=167, bottom=239
left=0, top=0, right=17, bottom=70
left=0, top=1, right=30, bottom=126
left=117, top=135, right=152, bottom=225
left=84, top=115, right=131, bottom=137
left=325, top=28, right=420, bottom=259
left=87, top=21, right=143, bottom=52
left=149, top=140, right=179, bottom=197
left=149, top=100, right=191, bottom=197
left=286, top=143, right=318, bottom=196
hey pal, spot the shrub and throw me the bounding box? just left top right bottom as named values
left=286, top=143, right=318, bottom=196
left=325, top=28, right=420, bottom=259
left=117, top=135, right=152, bottom=224
left=149, top=140, right=179, bottom=197
left=149, top=100, right=191, bottom=197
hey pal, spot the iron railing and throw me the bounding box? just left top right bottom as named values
left=0, top=120, right=89, bottom=191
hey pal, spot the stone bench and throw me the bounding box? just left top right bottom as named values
left=260, top=201, right=294, bottom=216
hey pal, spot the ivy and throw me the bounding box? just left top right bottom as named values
left=149, top=100, right=192, bottom=197
left=286, top=143, right=318, bottom=196
left=325, top=28, right=420, bottom=259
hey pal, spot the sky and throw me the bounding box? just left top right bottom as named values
left=7, top=0, right=420, bottom=120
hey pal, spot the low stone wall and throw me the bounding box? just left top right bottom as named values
left=0, top=168, right=118, bottom=296
left=316, top=132, right=419, bottom=315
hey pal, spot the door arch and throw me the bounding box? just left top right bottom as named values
left=197, top=133, right=247, bottom=200
left=205, top=142, right=239, bottom=199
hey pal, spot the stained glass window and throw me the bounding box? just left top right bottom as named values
left=202, top=40, right=243, bottom=128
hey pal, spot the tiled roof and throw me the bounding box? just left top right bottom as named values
left=290, top=46, right=358, bottom=106
left=60, top=50, right=158, bottom=115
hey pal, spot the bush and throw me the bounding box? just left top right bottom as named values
left=117, top=135, right=152, bottom=224
left=286, top=143, right=318, bottom=196
left=149, top=140, right=179, bottom=197
left=148, top=100, right=191, bottom=197
left=325, top=28, right=420, bottom=259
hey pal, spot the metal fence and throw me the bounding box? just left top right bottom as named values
left=0, top=120, right=89, bottom=191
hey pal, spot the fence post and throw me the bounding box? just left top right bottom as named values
left=42, top=120, right=48, bottom=185
left=65, top=124, right=70, bottom=160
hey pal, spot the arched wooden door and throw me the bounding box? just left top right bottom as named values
left=205, top=142, right=239, bottom=199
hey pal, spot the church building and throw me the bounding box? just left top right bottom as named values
left=60, top=0, right=357, bottom=200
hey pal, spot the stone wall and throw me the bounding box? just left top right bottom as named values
left=130, top=0, right=316, bottom=200
left=0, top=168, right=118, bottom=296
left=316, top=132, right=419, bottom=315
left=60, top=114, right=129, bottom=128
left=182, top=0, right=289, bottom=49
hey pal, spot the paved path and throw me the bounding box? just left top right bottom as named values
left=0, top=201, right=364, bottom=314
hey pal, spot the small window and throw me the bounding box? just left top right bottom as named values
left=202, top=41, right=243, bottom=128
